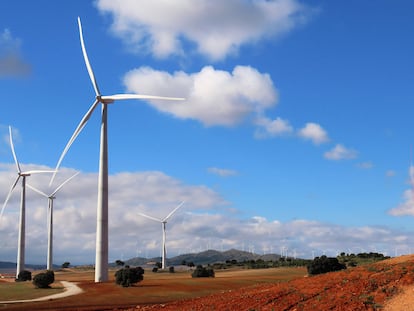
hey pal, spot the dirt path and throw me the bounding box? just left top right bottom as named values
left=384, top=284, right=414, bottom=310
left=0, top=281, right=83, bottom=304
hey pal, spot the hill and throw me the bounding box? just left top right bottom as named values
left=0, top=261, right=47, bottom=270
left=123, top=249, right=282, bottom=267
left=122, top=255, right=414, bottom=310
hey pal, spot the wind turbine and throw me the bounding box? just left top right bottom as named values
left=139, top=201, right=185, bottom=269
left=0, top=126, right=55, bottom=278
left=27, top=172, right=79, bottom=270
left=50, top=17, right=184, bottom=282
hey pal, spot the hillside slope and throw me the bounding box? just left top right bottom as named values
left=130, top=255, right=414, bottom=310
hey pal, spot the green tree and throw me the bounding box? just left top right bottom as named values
left=33, top=270, right=55, bottom=288
left=191, top=265, right=215, bottom=278
left=61, top=262, right=70, bottom=269
left=307, top=256, right=346, bottom=275
left=16, top=270, right=32, bottom=282
left=115, top=267, right=144, bottom=287
left=115, top=260, right=125, bottom=267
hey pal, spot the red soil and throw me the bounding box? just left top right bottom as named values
left=125, top=255, right=414, bottom=311
left=3, top=255, right=414, bottom=310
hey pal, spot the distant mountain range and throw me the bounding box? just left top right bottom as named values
left=0, top=261, right=47, bottom=270
left=1, top=249, right=284, bottom=270
left=123, top=249, right=283, bottom=267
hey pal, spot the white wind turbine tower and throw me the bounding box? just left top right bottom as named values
left=139, top=201, right=185, bottom=269
left=27, top=172, right=79, bottom=270
left=0, top=126, right=55, bottom=278
left=50, top=17, right=184, bottom=282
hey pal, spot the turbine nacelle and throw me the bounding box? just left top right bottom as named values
left=18, top=173, right=31, bottom=177
left=97, top=96, right=114, bottom=104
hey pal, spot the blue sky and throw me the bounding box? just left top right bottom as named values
left=1, top=0, right=414, bottom=265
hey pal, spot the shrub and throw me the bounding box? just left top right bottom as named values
left=307, top=256, right=346, bottom=275
left=191, top=265, right=215, bottom=278
left=16, top=270, right=32, bottom=282
left=169, top=266, right=175, bottom=273
left=61, top=262, right=70, bottom=269
left=115, top=266, right=144, bottom=287
left=33, top=270, right=55, bottom=288
left=152, top=267, right=158, bottom=273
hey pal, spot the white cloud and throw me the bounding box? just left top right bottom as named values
left=208, top=167, right=238, bottom=177
left=254, top=116, right=293, bottom=138
left=389, top=165, right=414, bottom=216
left=0, top=162, right=412, bottom=264
left=96, top=0, right=314, bottom=60
left=0, top=29, right=31, bottom=77
left=324, top=144, right=358, bottom=160
left=298, top=122, right=329, bottom=145
left=124, top=65, right=278, bottom=127
left=388, top=189, right=414, bottom=216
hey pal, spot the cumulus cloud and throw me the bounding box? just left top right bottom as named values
left=96, top=0, right=314, bottom=60
left=298, top=122, right=329, bottom=145
left=254, top=116, right=293, bottom=138
left=0, top=164, right=228, bottom=264
left=208, top=167, right=238, bottom=177
left=389, top=189, right=414, bottom=216
left=124, top=65, right=277, bottom=126
left=324, top=144, right=358, bottom=160
left=1, top=161, right=413, bottom=264
left=388, top=165, right=414, bottom=216
left=0, top=29, right=31, bottom=77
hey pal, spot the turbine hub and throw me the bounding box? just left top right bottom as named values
left=96, top=95, right=114, bottom=104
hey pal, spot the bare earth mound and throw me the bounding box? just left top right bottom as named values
left=128, top=255, right=414, bottom=311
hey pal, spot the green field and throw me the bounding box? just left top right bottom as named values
left=0, top=281, right=65, bottom=301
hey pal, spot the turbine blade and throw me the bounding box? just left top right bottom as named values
left=102, top=94, right=185, bottom=101
left=50, top=100, right=99, bottom=186
left=8, top=126, right=21, bottom=173
left=0, top=175, right=20, bottom=220
left=51, top=171, right=80, bottom=196
left=138, top=212, right=162, bottom=223
left=27, top=184, right=49, bottom=198
left=163, top=201, right=185, bottom=222
left=78, top=17, right=100, bottom=96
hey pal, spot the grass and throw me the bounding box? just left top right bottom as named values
left=0, top=281, right=64, bottom=301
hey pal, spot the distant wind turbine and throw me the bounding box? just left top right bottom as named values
left=50, top=17, right=184, bottom=282
left=27, top=172, right=79, bottom=270
left=139, top=201, right=185, bottom=269
left=0, top=126, right=55, bottom=278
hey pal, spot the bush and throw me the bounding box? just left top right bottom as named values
left=169, top=266, right=175, bottom=273
left=16, top=270, right=32, bottom=282
left=115, top=266, right=144, bottom=287
left=307, top=256, right=346, bottom=275
left=61, top=262, right=70, bottom=269
left=152, top=267, right=158, bottom=273
left=33, top=270, right=55, bottom=288
left=191, top=265, right=215, bottom=278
